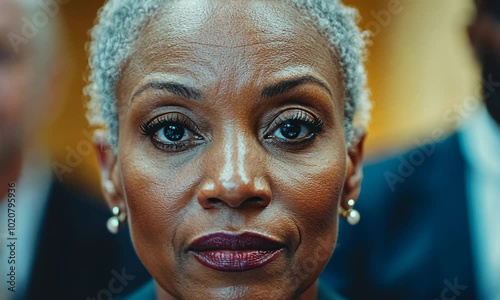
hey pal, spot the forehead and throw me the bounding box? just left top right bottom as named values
left=120, top=0, right=342, bottom=100
left=150, top=0, right=318, bottom=46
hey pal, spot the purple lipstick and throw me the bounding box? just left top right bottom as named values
left=188, top=232, right=285, bottom=272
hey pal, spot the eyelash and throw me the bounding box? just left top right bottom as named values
left=264, top=110, right=325, bottom=146
left=140, top=111, right=325, bottom=152
left=140, top=114, right=202, bottom=152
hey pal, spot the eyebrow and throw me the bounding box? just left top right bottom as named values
left=261, top=76, right=332, bottom=99
left=132, top=81, right=203, bottom=101
left=131, top=75, right=331, bottom=102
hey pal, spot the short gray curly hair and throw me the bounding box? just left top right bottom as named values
left=86, top=0, right=370, bottom=150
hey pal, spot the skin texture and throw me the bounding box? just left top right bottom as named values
left=97, top=0, right=364, bottom=299
left=469, top=0, right=500, bottom=124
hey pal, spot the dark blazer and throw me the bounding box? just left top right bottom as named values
left=118, top=279, right=345, bottom=300
left=322, top=134, right=477, bottom=299
left=25, top=180, right=151, bottom=300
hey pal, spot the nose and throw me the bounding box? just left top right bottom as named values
left=197, top=133, right=272, bottom=209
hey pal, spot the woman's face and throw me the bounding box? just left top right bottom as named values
left=101, top=0, right=363, bottom=299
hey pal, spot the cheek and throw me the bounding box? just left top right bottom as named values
left=271, top=151, right=346, bottom=286
left=273, top=150, right=346, bottom=234
left=288, top=162, right=344, bottom=242
left=118, top=153, right=201, bottom=271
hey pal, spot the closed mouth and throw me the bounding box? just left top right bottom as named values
left=188, top=231, right=285, bottom=272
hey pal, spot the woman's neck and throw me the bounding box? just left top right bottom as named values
left=155, top=279, right=319, bottom=300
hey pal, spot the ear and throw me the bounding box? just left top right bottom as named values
left=341, top=128, right=366, bottom=210
left=93, top=130, right=126, bottom=213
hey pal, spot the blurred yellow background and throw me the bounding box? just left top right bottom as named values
left=48, top=0, right=480, bottom=196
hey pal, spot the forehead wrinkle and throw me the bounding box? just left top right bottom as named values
left=135, top=0, right=335, bottom=68
left=170, top=39, right=291, bottom=50
left=118, top=41, right=217, bottom=106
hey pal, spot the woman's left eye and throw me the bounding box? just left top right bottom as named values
left=265, top=110, right=325, bottom=146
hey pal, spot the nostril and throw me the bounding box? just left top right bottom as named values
left=208, top=198, right=223, bottom=207
left=240, top=197, right=269, bottom=209
left=197, top=178, right=272, bottom=209
left=246, top=197, right=264, bottom=205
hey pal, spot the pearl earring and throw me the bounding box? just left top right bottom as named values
left=106, top=206, right=126, bottom=234
left=340, top=199, right=360, bottom=225
left=103, top=180, right=115, bottom=194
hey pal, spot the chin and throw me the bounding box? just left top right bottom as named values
left=148, top=254, right=319, bottom=300
left=156, top=280, right=303, bottom=300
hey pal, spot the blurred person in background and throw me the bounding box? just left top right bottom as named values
left=0, top=0, right=148, bottom=299
left=324, top=0, right=500, bottom=299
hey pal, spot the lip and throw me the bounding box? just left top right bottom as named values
left=188, top=232, right=285, bottom=272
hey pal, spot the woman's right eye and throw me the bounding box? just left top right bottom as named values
left=155, top=123, right=198, bottom=143
left=140, top=114, right=204, bottom=152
